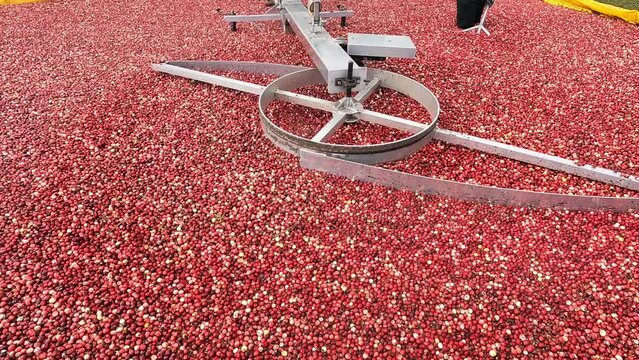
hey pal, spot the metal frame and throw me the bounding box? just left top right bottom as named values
left=258, top=68, right=439, bottom=163
left=152, top=60, right=639, bottom=211
left=151, top=1, right=639, bottom=212
left=222, top=0, right=365, bottom=93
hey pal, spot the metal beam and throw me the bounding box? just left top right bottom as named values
left=354, top=78, right=381, bottom=102
left=152, top=63, right=265, bottom=95
left=433, top=129, right=639, bottom=192
left=311, top=113, right=348, bottom=142
left=156, top=60, right=306, bottom=76
left=273, top=91, right=336, bottom=112
left=355, top=110, right=427, bottom=134
left=223, top=10, right=354, bottom=23
left=153, top=62, right=335, bottom=112
left=281, top=0, right=366, bottom=93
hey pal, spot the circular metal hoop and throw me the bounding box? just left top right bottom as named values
left=259, top=68, right=440, bottom=164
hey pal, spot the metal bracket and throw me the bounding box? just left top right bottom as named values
left=334, top=61, right=361, bottom=97
left=334, top=77, right=361, bottom=88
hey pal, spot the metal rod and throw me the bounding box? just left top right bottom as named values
left=433, top=129, right=639, bottom=192
left=313, top=1, right=321, bottom=26
left=354, top=78, right=381, bottom=102
left=273, top=91, right=336, bottom=112
left=311, top=113, right=348, bottom=142
left=223, top=11, right=354, bottom=23
left=156, top=61, right=306, bottom=76
left=151, top=63, right=265, bottom=95
left=153, top=63, right=335, bottom=111
left=355, top=110, right=427, bottom=133
left=264, top=5, right=280, bottom=14
left=346, top=61, right=354, bottom=98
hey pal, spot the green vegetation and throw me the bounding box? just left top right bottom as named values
left=596, top=0, right=639, bottom=10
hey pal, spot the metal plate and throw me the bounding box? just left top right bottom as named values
left=300, top=150, right=639, bottom=213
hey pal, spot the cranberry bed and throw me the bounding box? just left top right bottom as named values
left=1, top=0, right=638, bottom=358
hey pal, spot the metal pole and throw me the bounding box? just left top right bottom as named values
left=346, top=61, right=353, bottom=98
left=313, top=1, right=321, bottom=26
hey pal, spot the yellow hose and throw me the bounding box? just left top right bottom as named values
left=544, top=0, right=639, bottom=24
left=1, top=0, right=46, bottom=4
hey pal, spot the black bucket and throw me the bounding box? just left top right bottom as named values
left=457, top=0, right=486, bottom=29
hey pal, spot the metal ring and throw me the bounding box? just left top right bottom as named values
left=258, top=68, right=440, bottom=164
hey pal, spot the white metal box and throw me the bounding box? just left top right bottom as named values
left=347, top=33, right=416, bottom=59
